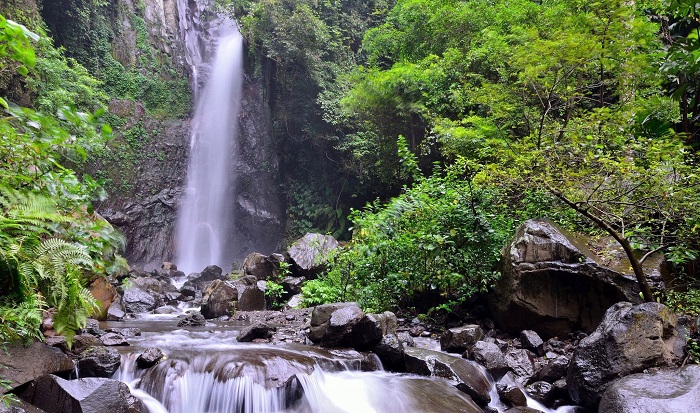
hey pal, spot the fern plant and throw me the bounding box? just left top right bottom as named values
left=0, top=186, right=97, bottom=346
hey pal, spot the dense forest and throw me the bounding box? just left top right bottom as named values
left=1, top=0, right=700, bottom=360
left=218, top=0, right=700, bottom=315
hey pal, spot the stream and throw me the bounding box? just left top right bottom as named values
left=104, top=313, right=580, bottom=413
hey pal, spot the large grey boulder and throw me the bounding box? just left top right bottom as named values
left=468, top=341, right=509, bottom=377
left=489, top=219, right=645, bottom=338
left=242, top=252, right=280, bottom=280
left=287, top=233, right=339, bottom=277
left=567, top=302, right=686, bottom=408
left=201, top=280, right=238, bottom=318
left=19, top=375, right=144, bottom=413
left=237, top=322, right=273, bottom=342
left=349, top=312, right=398, bottom=350
left=372, top=333, right=408, bottom=371
left=320, top=305, right=364, bottom=347
left=0, top=342, right=74, bottom=391
left=309, top=302, right=360, bottom=343
left=136, top=348, right=164, bottom=369
left=106, top=296, right=126, bottom=321
left=599, top=365, right=700, bottom=412
left=76, top=346, right=121, bottom=378
left=122, top=286, right=157, bottom=314
left=404, top=347, right=492, bottom=406
left=440, top=324, right=484, bottom=353
left=186, top=265, right=227, bottom=290
left=236, top=283, right=266, bottom=311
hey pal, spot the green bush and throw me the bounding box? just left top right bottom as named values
left=303, top=169, right=511, bottom=313
left=1, top=16, right=126, bottom=346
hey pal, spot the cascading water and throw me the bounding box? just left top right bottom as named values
left=175, top=16, right=243, bottom=274
left=111, top=319, right=487, bottom=413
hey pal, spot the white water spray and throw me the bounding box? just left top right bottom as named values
left=175, top=20, right=243, bottom=274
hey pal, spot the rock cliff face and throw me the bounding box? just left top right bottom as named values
left=65, top=0, right=283, bottom=269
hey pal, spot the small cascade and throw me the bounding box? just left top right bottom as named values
left=117, top=351, right=486, bottom=413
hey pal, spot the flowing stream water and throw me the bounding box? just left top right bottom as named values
left=109, top=316, right=487, bottom=413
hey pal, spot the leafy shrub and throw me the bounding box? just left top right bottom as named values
left=303, top=169, right=511, bottom=313
left=0, top=16, right=125, bottom=345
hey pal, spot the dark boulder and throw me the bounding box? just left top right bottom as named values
left=349, top=312, right=398, bottom=350
left=242, top=252, right=279, bottom=280
left=537, top=355, right=569, bottom=383
left=19, top=375, right=144, bottom=413
left=153, top=305, right=181, bottom=315
left=79, top=319, right=104, bottom=337
left=76, top=346, right=121, bottom=378
left=100, top=333, right=129, bottom=347
left=201, top=280, right=238, bottom=318
left=287, top=233, right=339, bottom=277
left=105, top=327, right=141, bottom=338
left=567, top=301, right=686, bottom=408
left=489, top=219, right=645, bottom=339
left=599, top=365, right=700, bottom=413
left=0, top=342, right=74, bottom=391
left=177, top=311, right=206, bottom=327
left=106, top=296, right=126, bottom=321
left=309, top=303, right=364, bottom=347
left=235, top=283, right=266, bottom=311
left=372, top=334, right=405, bottom=371
left=519, top=330, right=544, bottom=355
left=440, top=324, right=484, bottom=354
left=237, top=322, right=273, bottom=342
left=468, top=341, right=509, bottom=377
left=136, top=348, right=164, bottom=369
left=71, top=335, right=104, bottom=354
left=526, top=381, right=555, bottom=406
left=122, top=286, right=157, bottom=314
left=197, top=265, right=225, bottom=282
left=308, top=302, right=360, bottom=343
left=307, top=305, right=399, bottom=350
left=404, top=347, right=492, bottom=406
left=281, top=276, right=305, bottom=296
left=504, top=348, right=536, bottom=381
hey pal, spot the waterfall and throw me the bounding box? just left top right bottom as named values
left=175, top=11, right=242, bottom=274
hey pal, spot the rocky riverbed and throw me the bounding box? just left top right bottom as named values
left=1, top=224, right=699, bottom=412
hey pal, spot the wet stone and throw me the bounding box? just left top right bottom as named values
left=136, top=348, right=165, bottom=369
left=519, top=330, right=544, bottom=355
left=177, top=311, right=206, bottom=327
left=100, top=332, right=129, bottom=346
left=237, top=322, right=273, bottom=342
left=76, top=346, right=121, bottom=378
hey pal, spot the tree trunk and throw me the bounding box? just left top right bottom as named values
left=546, top=184, right=655, bottom=302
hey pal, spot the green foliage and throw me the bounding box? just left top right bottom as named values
left=26, top=35, right=108, bottom=115
left=39, top=0, right=191, bottom=119
left=264, top=280, right=285, bottom=310
left=660, top=0, right=700, bottom=142
left=304, top=168, right=510, bottom=313
left=219, top=0, right=394, bottom=237
left=0, top=16, right=125, bottom=345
